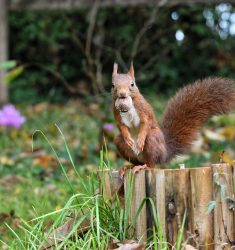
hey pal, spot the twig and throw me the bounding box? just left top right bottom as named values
left=60, top=11, right=85, bottom=52
left=85, top=0, right=100, bottom=57
left=130, top=7, right=158, bottom=59
left=23, top=62, right=78, bottom=94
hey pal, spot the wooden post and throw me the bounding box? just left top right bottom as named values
left=0, top=0, right=9, bottom=103
left=212, top=163, right=234, bottom=249
left=164, top=169, right=191, bottom=246
left=98, top=170, right=123, bottom=199
left=147, top=169, right=191, bottom=245
left=146, top=169, right=166, bottom=239
left=190, top=167, right=214, bottom=249
left=124, top=170, right=147, bottom=243
left=98, top=164, right=234, bottom=248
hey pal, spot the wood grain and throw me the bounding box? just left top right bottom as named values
left=164, top=168, right=191, bottom=246
left=212, top=163, right=234, bottom=249
left=99, top=164, right=234, bottom=248
left=190, top=167, right=214, bottom=249
left=98, top=170, right=123, bottom=199
left=124, top=170, right=147, bottom=243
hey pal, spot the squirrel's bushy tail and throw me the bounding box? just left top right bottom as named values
left=162, top=77, right=235, bottom=161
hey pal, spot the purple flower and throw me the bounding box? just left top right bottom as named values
left=0, top=104, right=25, bottom=129
left=103, top=123, right=114, bottom=132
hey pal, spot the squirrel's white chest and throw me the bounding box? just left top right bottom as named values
left=120, top=106, right=140, bottom=128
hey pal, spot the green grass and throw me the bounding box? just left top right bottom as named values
left=1, top=139, right=186, bottom=250
left=1, top=99, right=235, bottom=248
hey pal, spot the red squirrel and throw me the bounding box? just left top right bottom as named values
left=112, top=62, right=235, bottom=170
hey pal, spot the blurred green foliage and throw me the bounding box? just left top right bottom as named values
left=9, top=4, right=235, bottom=103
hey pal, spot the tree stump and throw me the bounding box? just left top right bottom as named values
left=99, top=163, right=235, bottom=249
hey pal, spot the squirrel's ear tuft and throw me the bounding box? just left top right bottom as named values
left=113, top=62, right=118, bottom=76
left=128, top=62, right=134, bottom=79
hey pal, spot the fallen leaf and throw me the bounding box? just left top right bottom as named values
left=184, top=244, right=197, bottom=250
left=31, top=102, right=49, bottom=113
left=0, top=210, right=20, bottom=229
left=33, top=155, right=55, bottom=168
left=108, top=240, right=145, bottom=250
left=203, top=129, right=225, bottom=142
left=171, top=154, right=190, bottom=163
left=220, top=126, right=235, bottom=140
left=14, top=187, right=21, bottom=195
left=220, top=151, right=234, bottom=164
left=108, top=150, right=117, bottom=161
left=34, top=184, right=57, bottom=196
left=33, top=153, right=68, bottom=169
left=42, top=217, right=91, bottom=250
left=55, top=205, right=62, bottom=211
left=0, top=213, right=10, bottom=223
left=11, top=218, right=21, bottom=229
left=190, top=136, right=204, bottom=153
left=0, top=175, right=24, bottom=186
left=0, top=156, right=14, bottom=166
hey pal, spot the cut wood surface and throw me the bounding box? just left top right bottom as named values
left=99, top=163, right=235, bottom=249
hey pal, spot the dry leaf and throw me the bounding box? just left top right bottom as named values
left=220, top=126, right=235, bottom=140
left=32, top=102, right=49, bottom=113
left=33, top=155, right=55, bottom=168
left=33, top=155, right=68, bottom=169
left=42, top=217, right=90, bottom=250
left=34, top=184, right=57, bottom=196
left=108, top=240, right=144, bottom=250
left=171, top=154, right=190, bottom=163
left=220, top=151, right=234, bottom=164
left=184, top=244, right=197, bottom=250
left=108, top=150, right=117, bottom=161
left=203, top=129, right=225, bottom=142
left=0, top=175, right=24, bottom=186
left=55, top=205, right=62, bottom=211
left=190, top=136, right=204, bottom=153
left=14, top=187, right=21, bottom=195
left=0, top=156, right=14, bottom=165
left=0, top=210, right=21, bottom=229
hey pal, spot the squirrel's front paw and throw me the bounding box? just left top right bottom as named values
left=125, top=137, right=135, bottom=149
left=136, top=137, right=145, bottom=152
left=132, top=145, right=140, bottom=155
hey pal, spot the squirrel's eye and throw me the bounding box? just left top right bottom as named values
left=131, top=83, right=134, bottom=87
left=112, top=84, right=115, bottom=88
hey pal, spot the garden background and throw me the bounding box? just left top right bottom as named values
left=1, top=2, right=235, bottom=248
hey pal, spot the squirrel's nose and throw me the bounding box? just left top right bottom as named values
left=118, top=92, right=127, bottom=99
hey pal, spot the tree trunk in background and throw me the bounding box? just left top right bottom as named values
left=0, top=0, right=9, bottom=103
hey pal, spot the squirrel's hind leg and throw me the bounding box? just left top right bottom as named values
left=143, top=128, right=167, bottom=168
